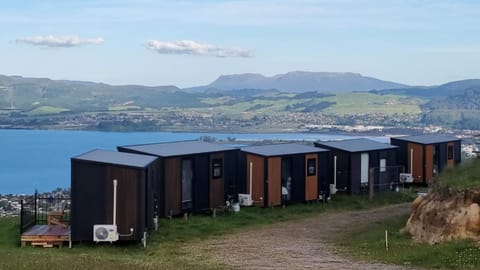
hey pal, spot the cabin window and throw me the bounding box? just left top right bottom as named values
left=447, top=145, right=454, bottom=160
left=379, top=158, right=386, bottom=172
left=212, top=158, right=223, bottom=179
left=307, top=158, right=316, bottom=176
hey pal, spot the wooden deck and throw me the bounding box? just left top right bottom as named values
left=21, top=225, right=70, bottom=248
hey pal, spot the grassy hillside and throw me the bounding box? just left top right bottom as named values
left=0, top=193, right=414, bottom=270
left=321, top=93, right=423, bottom=115
left=339, top=214, right=480, bottom=270
left=438, top=158, right=480, bottom=190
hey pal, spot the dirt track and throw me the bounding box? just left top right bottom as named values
left=191, top=203, right=416, bottom=270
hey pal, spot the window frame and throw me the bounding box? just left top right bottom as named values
left=212, top=158, right=223, bottom=179
left=307, top=158, right=317, bottom=176
left=379, top=158, right=386, bottom=172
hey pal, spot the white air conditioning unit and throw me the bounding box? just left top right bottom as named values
left=93, top=224, right=119, bottom=242
left=399, top=173, right=413, bottom=183
left=238, top=194, right=253, bottom=206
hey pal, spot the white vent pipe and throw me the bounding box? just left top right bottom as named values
left=113, top=179, right=117, bottom=226
left=333, top=155, right=337, bottom=188
left=249, top=162, right=253, bottom=196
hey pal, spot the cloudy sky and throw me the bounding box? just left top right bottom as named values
left=1, top=0, right=480, bottom=87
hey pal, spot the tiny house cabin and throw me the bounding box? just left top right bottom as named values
left=71, top=149, right=158, bottom=242
left=118, top=141, right=238, bottom=217
left=314, top=138, right=399, bottom=195
left=239, top=143, right=330, bottom=207
left=390, top=135, right=461, bottom=184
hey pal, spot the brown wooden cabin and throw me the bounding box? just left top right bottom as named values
left=118, top=141, right=238, bottom=217
left=239, top=143, right=330, bottom=207
left=390, top=135, right=461, bottom=184
left=314, top=138, right=399, bottom=195
left=71, top=149, right=158, bottom=242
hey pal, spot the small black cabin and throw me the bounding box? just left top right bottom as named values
left=314, top=138, right=399, bottom=194
left=71, top=149, right=158, bottom=242
left=239, top=143, right=330, bottom=207
left=390, top=135, right=461, bottom=184
left=118, top=141, right=238, bottom=217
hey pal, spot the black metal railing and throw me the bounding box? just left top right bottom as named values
left=20, top=193, right=71, bottom=234
left=20, top=196, right=35, bottom=234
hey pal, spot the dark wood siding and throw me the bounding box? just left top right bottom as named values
left=210, top=153, right=225, bottom=208
left=350, top=153, right=361, bottom=194
left=454, top=141, right=461, bottom=164
left=318, top=152, right=332, bottom=197
left=71, top=159, right=150, bottom=241
left=408, top=143, right=424, bottom=183
left=267, top=157, right=282, bottom=206
left=237, top=151, right=247, bottom=195
left=390, top=138, right=407, bottom=171
left=334, top=151, right=350, bottom=192
left=290, top=155, right=305, bottom=203
left=155, top=159, right=164, bottom=218
left=71, top=162, right=106, bottom=241
left=193, top=154, right=209, bottom=211
left=246, top=154, right=265, bottom=206
left=305, top=153, right=318, bottom=201
left=425, top=145, right=434, bottom=184
left=105, top=166, right=144, bottom=240
left=164, top=157, right=181, bottom=216
left=224, top=150, right=239, bottom=199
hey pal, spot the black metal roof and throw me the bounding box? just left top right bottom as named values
left=117, top=140, right=235, bottom=157
left=72, top=149, right=157, bottom=168
left=314, top=138, right=398, bottom=153
left=241, top=143, right=329, bottom=157
left=390, top=134, right=461, bottom=145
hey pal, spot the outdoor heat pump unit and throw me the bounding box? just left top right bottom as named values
left=93, top=224, right=118, bottom=242
left=399, top=173, right=413, bottom=183
left=238, top=194, right=253, bottom=207
left=93, top=179, right=125, bottom=243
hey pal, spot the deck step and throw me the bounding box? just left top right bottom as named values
left=24, top=241, right=65, bottom=248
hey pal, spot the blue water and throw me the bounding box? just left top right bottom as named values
left=0, top=129, right=378, bottom=194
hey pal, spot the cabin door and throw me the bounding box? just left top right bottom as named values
left=281, top=158, right=292, bottom=203
left=181, top=158, right=193, bottom=210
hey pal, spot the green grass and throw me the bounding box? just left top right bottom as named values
left=322, top=93, right=423, bottom=115
left=0, top=192, right=414, bottom=270
left=438, top=158, right=480, bottom=190
left=25, top=106, right=70, bottom=115
left=338, top=214, right=480, bottom=269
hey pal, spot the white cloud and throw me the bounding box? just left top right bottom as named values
left=16, top=35, right=104, bottom=47
left=146, top=39, right=253, bottom=58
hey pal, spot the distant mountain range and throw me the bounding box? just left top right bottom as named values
left=186, top=71, right=409, bottom=93
left=1, top=72, right=480, bottom=130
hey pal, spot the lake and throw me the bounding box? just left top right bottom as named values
left=0, top=129, right=380, bottom=194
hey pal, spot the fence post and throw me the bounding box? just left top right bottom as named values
left=34, top=192, right=38, bottom=225
left=20, top=199, right=24, bottom=235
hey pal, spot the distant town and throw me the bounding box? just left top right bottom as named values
left=0, top=188, right=70, bottom=217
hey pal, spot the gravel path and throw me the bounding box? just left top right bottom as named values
left=191, top=203, right=417, bottom=270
